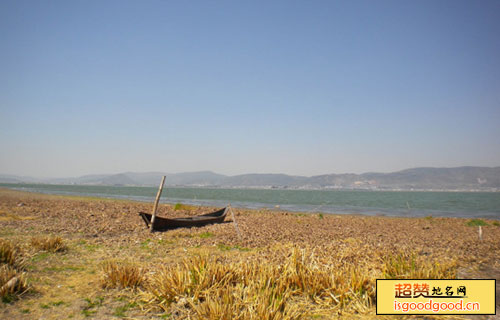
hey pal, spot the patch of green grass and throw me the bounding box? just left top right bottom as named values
left=467, top=219, right=488, bottom=227
left=43, top=265, right=83, bottom=272
left=31, top=252, right=50, bottom=263
left=216, top=243, right=250, bottom=252
left=157, top=239, right=174, bottom=245
left=113, top=306, right=127, bottom=317
left=88, top=296, right=104, bottom=306
left=425, top=215, right=433, bottom=220
left=318, top=213, right=324, bottom=219
left=113, top=302, right=137, bottom=317
left=233, top=245, right=250, bottom=252
left=81, top=296, right=104, bottom=317
left=140, top=239, right=151, bottom=249
left=21, top=308, right=30, bottom=314
left=217, top=243, right=232, bottom=251
left=39, top=301, right=65, bottom=308
left=199, top=232, right=214, bottom=238
left=81, top=309, right=94, bottom=317
left=492, top=221, right=500, bottom=227
left=85, top=243, right=102, bottom=252
left=51, top=300, right=65, bottom=306
left=2, top=294, right=14, bottom=304
left=173, top=203, right=195, bottom=211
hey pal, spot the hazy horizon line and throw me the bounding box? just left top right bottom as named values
left=2, top=164, right=500, bottom=180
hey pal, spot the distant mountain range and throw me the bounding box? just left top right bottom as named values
left=1, top=166, right=500, bottom=191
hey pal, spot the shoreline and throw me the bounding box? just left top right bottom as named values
left=1, top=185, right=499, bottom=220
left=2, top=181, right=500, bottom=192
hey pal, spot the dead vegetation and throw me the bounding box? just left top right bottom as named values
left=382, top=251, right=457, bottom=279
left=0, top=210, right=36, bottom=222
left=0, top=240, right=24, bottom=270
left=0, top=240, right=27, bottom=303
left=101, top=261, right=145, bottom=289
left=131, top=244, right=456, bottom=318
left=30, top=236, right=67, bottom=253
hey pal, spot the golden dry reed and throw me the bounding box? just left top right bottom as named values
left=383, top=250, right=457, bottom=279
left=140, top=244, right=456, bottom=319
left=0, top=240, right=27, bottom=301
left=30, top=236, right=67, bottom=252
left=101, top=261, right=145, bottom=289
left=0, top=239, right=24, bottom=269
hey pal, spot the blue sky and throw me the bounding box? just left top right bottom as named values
left=1, top=0, right=499, bottom=177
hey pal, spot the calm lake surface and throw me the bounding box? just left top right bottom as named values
left=1, top=183, right=499, bottom=219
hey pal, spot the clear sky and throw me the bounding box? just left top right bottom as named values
left=1, top=0, right=499, bottom=178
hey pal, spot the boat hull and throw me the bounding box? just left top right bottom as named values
left=139, top=207, right=228, bottom=231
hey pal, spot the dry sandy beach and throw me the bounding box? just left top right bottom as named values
left=0, top=188, right=499, bottom=319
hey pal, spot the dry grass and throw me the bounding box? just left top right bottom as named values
left=0, top=240, right=27, bottom=302
left=0, top=265, right=27, bottom=302
left=101, top=261, right=145, bottom=289
left=383, top=250, right=457, bottom=279
left=147, top=253, right=304, bottom=319
left=0, top=240, right=24, bottom=270
left=30, top=236, right=67, bottom=252
left=144, top=245, right=456, bottom=319
left=0, top=210, right=36, bottom=221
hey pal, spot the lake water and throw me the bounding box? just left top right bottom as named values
left=1, top=183, right=499, bottom=219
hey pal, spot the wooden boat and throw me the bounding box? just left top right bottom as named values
left=139, top=207, right=228, bottom=231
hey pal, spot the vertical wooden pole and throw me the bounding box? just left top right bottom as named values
left=150, top=176, right=166, bottom=232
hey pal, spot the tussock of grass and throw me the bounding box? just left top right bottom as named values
left=0, top=239, right=24, bottom=270
left=143, top=245, right=457, bottom=318
left=383, top=251, right=456, bottom=279
left=0, top=240, right=28, bottom=302
left=101, top=261, right=145, bottom=289
left=147, top=246, right=376, bottom=318
left=0, top=265, right=28, bottom=302
left=189, top=285, right=302, bottom=320
left=30, top=236, right=67, bottom=252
